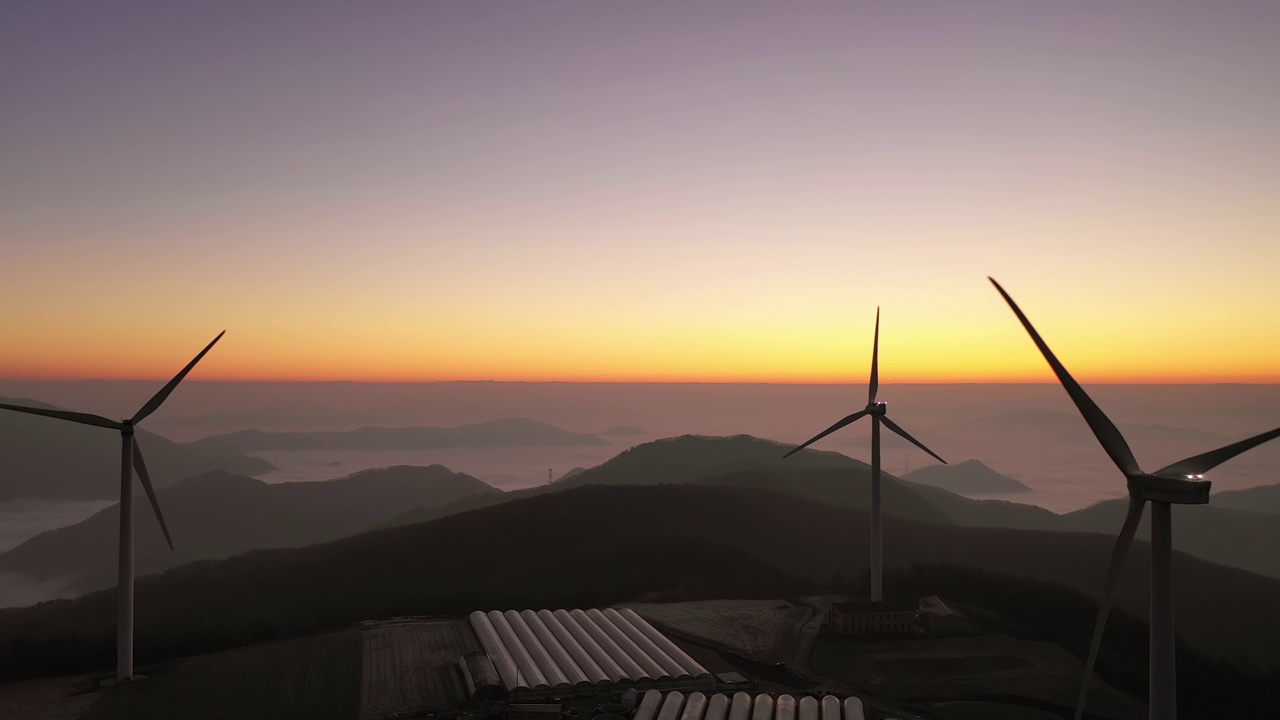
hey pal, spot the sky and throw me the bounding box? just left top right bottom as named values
left=3, top=0, right=1279, bottom=383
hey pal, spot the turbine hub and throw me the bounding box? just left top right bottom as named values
left=1128, top=474, right=1210, bottom=504
left=121, top=419, right=134, bottom=435
left=869, top=402, right=887, bottom=416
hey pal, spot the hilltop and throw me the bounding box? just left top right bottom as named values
left=551, top=434, right=869, bottom=488
left=374, top=434, right=943, bottom=530
left=902, top=459, right=1032, bottom=494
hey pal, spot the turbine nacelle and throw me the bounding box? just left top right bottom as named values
left=868, top=401, right=887, bottom=416
left=1128, top=474, right=1210, bottom=505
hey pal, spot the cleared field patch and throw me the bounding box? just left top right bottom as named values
left=359, top=618, right=481, bottom=720
left=82, top=630, right=361, bottom=720
left=623, top=600, right=809, bottom=659
left=810, top=634, right=1143, bottom=720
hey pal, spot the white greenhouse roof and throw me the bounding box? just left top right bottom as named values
left=468, top=608, right=712, bottom=691
left=635, top=692, right=866, bottom=720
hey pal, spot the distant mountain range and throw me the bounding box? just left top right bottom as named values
left=367, top=435, right=1280, bottom=580
left=0, top=398, right=274, bottom=501
left=0, top=465, right=496, bottom=598
left=185, top=417, right=609, bottom=452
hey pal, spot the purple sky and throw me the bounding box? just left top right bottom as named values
left=3, top=1, right=1278, bottom=382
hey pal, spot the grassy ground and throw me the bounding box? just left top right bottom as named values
left=0, top=675, right=98, bottom=720
left=81, top=630, right=361, bottom=720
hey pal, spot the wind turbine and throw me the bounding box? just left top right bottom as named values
left=0, top=331, right=225, bottom=682
left=783, top=309, right=946, bottom=601
left=988, top=278, right=1280, bottom=720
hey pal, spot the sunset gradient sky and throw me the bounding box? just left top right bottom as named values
left=3, top=1, right=1278, bottom=383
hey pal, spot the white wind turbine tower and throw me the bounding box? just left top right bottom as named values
left=783, top=309, right=946, bottom=601
left=989, top=278, right=1280, bottom=720
left=0, top=331, right=225, bottom=682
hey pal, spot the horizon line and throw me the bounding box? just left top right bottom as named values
left=2, top=378, right=1278, bottom=386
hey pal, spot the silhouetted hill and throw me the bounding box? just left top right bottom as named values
left=0, top=398, right=275, bottom=501
left=1212, top=483, right=1280, bottom=515
left=694, top=468, right=952, bottom=526
left=556, top=467, right=588, bottom=482
left=367, top=434, right=1280, bottom=580
left=0, top=465, right=495, bottom=597
left=552, top=434, right=868, bottom=488
left=901, top=482, right=1063, bottom=530
left=373, top=505, right=435, bottom=529
left=2, top=483, right=1277, bottom=687
left=390, top=434, right=948, bottom=531
left=372, top=489, right=512, bottom=531
left=186, top=417, right=608, bottom=452
left=1061, top=498, right=1280, bottom=579
left=903, top=459, right=1031, bottom=494
left=905, top=481, right=1280, bottom=578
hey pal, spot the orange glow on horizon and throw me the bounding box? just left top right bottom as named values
left=2, top=364, right=1276, bottom=385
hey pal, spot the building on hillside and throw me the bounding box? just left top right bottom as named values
left=916, top=595, right=977, bottom=634
left=828, top=600, right=919, bottom=635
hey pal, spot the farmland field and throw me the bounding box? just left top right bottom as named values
left=358, top=618, right=481, bottom=720
left=82, top=630, right=361, bottom=720
left=623, top=600, right=811, bottom=660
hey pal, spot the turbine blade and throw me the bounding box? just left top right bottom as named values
left=783, top=410, right=869, bottom=459
left=1074, top=497, right=1145, bottom=720
left=880, top=416, right=947, bottom=465
left=989, top=278, right=1141, bottom=477
left=868, top=307, right=880, bottom=405
left=132, top=331, right=225, bottom=424
left=132, top=442, right=174, bottom=551
left=0, top=402, right=120, bottom=430
left=1154, top=425, right=1280, bottom=477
